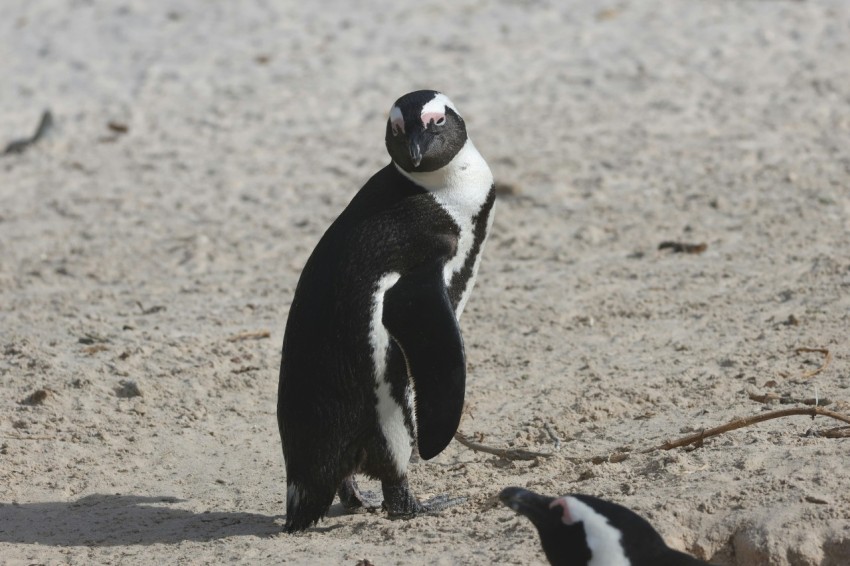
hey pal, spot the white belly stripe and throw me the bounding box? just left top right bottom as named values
left=369, top=272, right=412, bottom=474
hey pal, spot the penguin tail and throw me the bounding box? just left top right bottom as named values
left=283, top=480, right=336, bottom=533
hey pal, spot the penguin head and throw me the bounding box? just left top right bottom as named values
left=385, top=90, right=468, bottom=173
left=500, top=487, right=699, bottom=566
left=499, top=487, right=592, bottom=565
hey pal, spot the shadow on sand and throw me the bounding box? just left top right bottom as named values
left=0, top=494, right=282, bottom=546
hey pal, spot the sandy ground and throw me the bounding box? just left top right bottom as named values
left=2, top=1, right=850, bottom=564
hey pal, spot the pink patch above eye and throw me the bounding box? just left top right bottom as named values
left=421, top=112, right=445, bottom=127
left=549, top=497, right=574, bottom=525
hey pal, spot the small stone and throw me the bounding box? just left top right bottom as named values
left=20, top=389, right=52, bottom=405
left=115, top=380, right=143, bottom=398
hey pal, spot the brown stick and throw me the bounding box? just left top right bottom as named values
left=820, top=426, right=850, bottom=439
left=642, top=406, right=850, bottom=453
left=454, top=432, right=553, bottom=460
left=226, top=330, right=271, bottom=342
left=658, top=241, right=707, bottom=254
left=794, top=347, right=832, bottom=379
left=748, top=392, right=832, bottom=406
left=3, top=110, right=53, bottom=155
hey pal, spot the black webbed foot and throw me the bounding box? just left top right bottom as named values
left=419, top=493, right=466, bottom=513
left=338, top=475, right=382, bottom=513
left=382, top=479, right=465, bottom=518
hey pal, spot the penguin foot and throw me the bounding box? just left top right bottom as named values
left=419, top=493, right=466, bottom=513
left=382, top=479, right=465, bottom=518
left=338, top=475, right=382, bottom=513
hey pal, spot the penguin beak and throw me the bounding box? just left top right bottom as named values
left=499, top=487, right=558, bottom=529
left=408, top=130, right=426, bottom=168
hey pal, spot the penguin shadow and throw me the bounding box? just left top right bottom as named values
left=0, top=494, right=282, bottom=546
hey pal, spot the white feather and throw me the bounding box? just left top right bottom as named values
left=421, top=92, right=459, bottom=117
left=369, top=272, right=412, bottom=474
left=563, top=496, right=631, bottom=566
left=287, top=483, right=303, bottom=509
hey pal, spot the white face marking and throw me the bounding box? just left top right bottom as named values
left=421, top=92, right=458, bottom=118
left=420, top=93, right=456, bottom=128
left=369, top=272, right=413, bottom=474
left=389, top=105, right=404, bottom=135
left=551, top=497, right=631, bottom=566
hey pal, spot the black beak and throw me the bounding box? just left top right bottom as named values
left=499, top=487, right=557, bottom=528
left=408, top=129, right=426, bottom=168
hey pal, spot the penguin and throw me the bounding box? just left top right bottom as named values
left=278, top=90, right=495, bottom=532
left=499, top=487, right=712, bottom=565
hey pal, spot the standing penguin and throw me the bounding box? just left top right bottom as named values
left=278, top=90, right=495, bottom=532
left=499, top=487, right=712, bottom=565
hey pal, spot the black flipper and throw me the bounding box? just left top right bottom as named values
left=382, top=260, right=465, bottom=460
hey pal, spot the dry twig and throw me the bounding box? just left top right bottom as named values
left=543, top=422, right=562, bottom=451
left=136, top=301, right=166, bottom=315
left=227, top=330, right=271, bottom=342
left=748, top=392, right=831, bottom=406
left=820, top=426, right=850, bottom=439
left=586, top=406, right=850, bottom=465
left=3, top=110, right=53, bottom=155
left=642, top=406, right=850, bottom=453
left=454, top=432, right=552, bottom=461
left=794, top=347, right=832, bottom=379
left=658, top=241, right=707, bottom=254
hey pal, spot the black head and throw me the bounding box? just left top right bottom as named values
left=499, top=487, right=591, bottom=565
left=500, top=488, right=707, bottom=566
left=385, top=90, right=468, bottom=173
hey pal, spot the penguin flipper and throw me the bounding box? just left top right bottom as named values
left=382, top=260, right=465, bottom=461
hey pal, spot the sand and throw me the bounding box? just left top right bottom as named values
left=2, top=1, right=849, bottom=564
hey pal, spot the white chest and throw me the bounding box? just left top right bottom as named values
left=397, top=140, right=494, bottom=318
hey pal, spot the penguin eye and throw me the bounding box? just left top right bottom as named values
left=391, top=118, right=405, bottom=136
left=435, top=116, right=446, bottom=126
left=389, top=106, right=405, bottom=136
